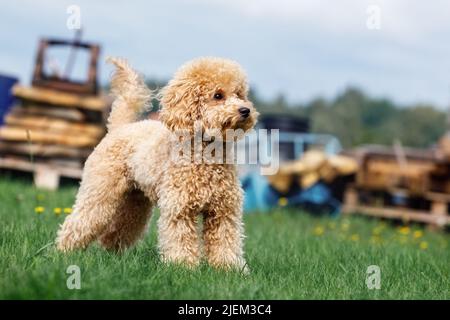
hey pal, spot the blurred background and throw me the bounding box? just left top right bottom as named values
left=0, top=0, right=449, bottom=230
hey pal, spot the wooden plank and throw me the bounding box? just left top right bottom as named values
left=426, top=192, right=450, bottom=202
left=0, top=140, right=89, bottom=157
left=43, top=158, right=83, bottom=168
left=1, top=154, right=83, bottom=168
left=349, top=145, right=438, bottom=162
left=0, top=141, right=91, bottom=158
left=0, top=157, right=82, bottom=179
left=4, top=113, right=105, bottom=137
left=10, top=104, right=86, bottom=122
left=12, top=85, right=110, bottom=111
left=342, top=204, right=450, bottom=226
left=0, top=126, right=99, bottom=147
left=365, top=161, right=434, bottom=179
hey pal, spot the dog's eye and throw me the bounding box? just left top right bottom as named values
left=213, top=92, right=224, bottom=100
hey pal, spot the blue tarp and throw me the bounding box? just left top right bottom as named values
left=0, top=74, right=18, bottom=125
left=242, top=171, right=340, bottom=215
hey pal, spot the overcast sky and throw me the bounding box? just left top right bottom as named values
left=1, top=0, right=449, bottom=109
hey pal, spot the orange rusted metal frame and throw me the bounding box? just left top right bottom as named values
left=32, top=38, right=100, bottom=95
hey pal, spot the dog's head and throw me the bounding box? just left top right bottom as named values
left=159, top=57, right=258, bottom=137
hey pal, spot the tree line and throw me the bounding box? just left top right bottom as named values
left=147, top=79, right=448, bottom=149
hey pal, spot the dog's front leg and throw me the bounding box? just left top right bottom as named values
left=157, top=207, right=201, bottom=267
left=203, top=206, right=248, bottom=272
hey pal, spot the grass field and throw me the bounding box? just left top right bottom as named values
left=0, top=176, right=449, bottom=299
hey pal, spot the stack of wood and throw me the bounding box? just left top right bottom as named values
left=0, top=85, right=110, bottom=189
left=0, top=38, right=111, bottom=189
left=267, top=150, right=358, bottom=194
left=342, top=139, right=450, bottom=230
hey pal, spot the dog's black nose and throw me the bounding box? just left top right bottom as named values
left=239, top=107, right=250, bottom=118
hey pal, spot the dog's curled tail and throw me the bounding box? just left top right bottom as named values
left=106, top=57, right=152, bottom=131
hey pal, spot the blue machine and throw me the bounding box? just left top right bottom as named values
left=0, top=74, right=18, bottom=125
left=241, top=132, right=343, bottom=215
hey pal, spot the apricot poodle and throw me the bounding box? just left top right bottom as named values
left=55, top=57, right=258, bottom=270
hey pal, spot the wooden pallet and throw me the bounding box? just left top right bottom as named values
left=0, top=37, right=112, bottom=190
left=0, top=89, right=108, bottom=189
left=0, top=156, right=82, bottom=190
left=12, top=85, right=109, bottom=111
left=342, top=186, right=450, bottom=230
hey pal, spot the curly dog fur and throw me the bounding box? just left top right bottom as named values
left=55, top=57, right=258, bottom=270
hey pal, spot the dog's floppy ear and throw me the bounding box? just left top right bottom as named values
left=159, top=79, right=203, bottom=132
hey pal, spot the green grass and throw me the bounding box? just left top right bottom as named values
left=0, top=177, right=448, bottom=299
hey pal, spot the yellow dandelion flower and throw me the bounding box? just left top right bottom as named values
left=54, top=207, right=62, bottom=215
left=419, top=241, right=428, bottom=250
left=278, top=197, right=288, bottom=207
left=350, top=234, right=360, bottom=242
left=34, top=206, right=45, bottom=214
left=413, top=230, right=423, bottom=239
left=63, top=207, right=73, bottom=214
left=398, top=226, right=410, bottom=235
left=313, top=226, right=325, bottom=236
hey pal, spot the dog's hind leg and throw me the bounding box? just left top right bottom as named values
left=98, top=188, right=153, bottom=252
left=55, top=171, right=129, bottom=252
